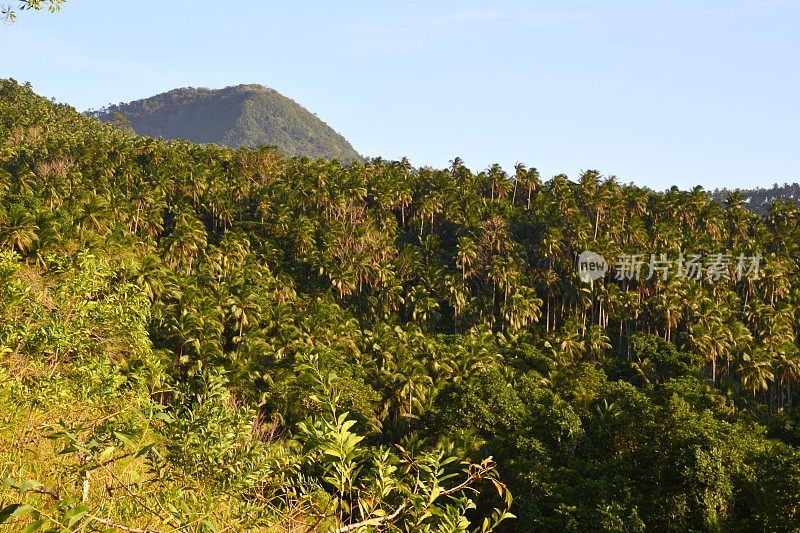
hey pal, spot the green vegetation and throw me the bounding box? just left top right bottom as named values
left=713, top=184, right=800, bottom=215
left=90, top=85, right=362, bottom=163
left=2, top=78, right=800, bottom=531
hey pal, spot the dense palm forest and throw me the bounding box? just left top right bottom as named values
left=2, top=78, right=800, bottom=531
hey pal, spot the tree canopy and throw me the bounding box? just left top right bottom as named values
left=1, top=78, right=800, bottom=531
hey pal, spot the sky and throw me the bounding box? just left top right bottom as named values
left=1, top=0, right=798, bottom=190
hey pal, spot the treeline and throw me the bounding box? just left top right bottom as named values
left=1, top=78, right=800, bottom=531
left=712, top=182, right=800, bottom=215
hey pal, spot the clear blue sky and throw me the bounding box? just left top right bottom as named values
left=2, top=0, right=798, bottom=190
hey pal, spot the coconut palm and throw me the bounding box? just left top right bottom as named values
left=0, top=205, right=38, bottom=254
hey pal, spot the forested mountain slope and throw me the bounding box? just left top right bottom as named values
left=2, top=78, right=800, bottom=531
left=90, top=84, right=362, bottom=162
left=712, top=183, right=800, bottom=215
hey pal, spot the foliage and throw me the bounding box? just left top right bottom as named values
left=712, top=183, right=800, bottom=215
left=1, top=78, right=800, bottom=530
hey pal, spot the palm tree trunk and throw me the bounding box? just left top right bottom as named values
left=594, top=209, right=601, bottom=240
left=712, top=356, right=717, bottom=384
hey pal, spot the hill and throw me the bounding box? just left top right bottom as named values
left=711, top=183, right=800, bottom=215
left=90, top=84, right=362, bottom=161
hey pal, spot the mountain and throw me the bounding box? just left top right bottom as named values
left=90, top=84, right=362, bottom=161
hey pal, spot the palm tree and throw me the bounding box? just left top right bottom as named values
left=556, top=324, right=586, bottom=365
left=654, top=280, right=685, bottom=342
left=164, top=211, right=208, bottom=274
left=77, top=194, right=111, bottom=235
left=480, top=216, right=510, bottom=255
left=397, top=359, right=434, bottom=420
left=512, top=163, right=526, bottom=205
left=164, top=305, right=203, bottom=363
left=226, top=291, right=262, bottom=338
left=738, top=352, right=774, bottom=400
left=417, top=193, right=442, bottom=236
left=408, top=285, right=439, bottom=327
left=456, top=236, right=478, bottom=280
left=771, top=349, right=800, bottom=409
left=487, top=164, right=511, bottom=201
left=585, top=324, right=612, bottom=362
left=688, top=319, right=732, bottom=384
left=503, top=286, right=542, bottom=334
left=132, top=254, right=169, bottom=301
left=443, top=329, right=500, bottom=380
left=489, top=255, right=520, bottom=307
left=444, top=273, right=469, bottom=331
left=0, top=205, right=38, bottom=254
left=522, top=167, right=541, bottom=210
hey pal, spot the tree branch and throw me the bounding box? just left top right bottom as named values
left=332, top=504, right=405, bottom=533
left=89, top=515, right=164, bottom=533
left=31, top=486, right=61, bottom=501
left=9, top=479, right=165, bottom=533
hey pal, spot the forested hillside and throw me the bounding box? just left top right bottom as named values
left=90, top=85, right=362, bottom=162
left=2, top=78, right=800, bottom=531
left=712, top=183, right=800, bottom=215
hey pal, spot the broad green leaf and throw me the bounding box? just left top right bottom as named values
left=154, top=412, right=173, bottom=423
left=134, top=442, right=155, bottom=459
left=97, top=445, right=116, bottom=463
left=64, top=505, right=89, bottom=527
left=114, top=431, right=136, bottom=448
left=0, top=503, right=32, bottom=524
left=18, top=480, right=42, bottom=493
left=20, top=518, right=46, bottom=533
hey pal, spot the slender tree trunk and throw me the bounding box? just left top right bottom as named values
left=80, top=453, right=90, bottom=503
left=712, top=356, right=717, bottom=384
left=594, top=209, right=601, bottom=240
left=546, top=295, right=551, bottom=332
